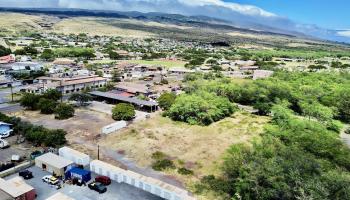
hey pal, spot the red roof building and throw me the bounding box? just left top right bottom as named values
left=0, top=54, right=15, bottom=64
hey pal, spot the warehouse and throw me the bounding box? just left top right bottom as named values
left=35, top=153, right=74, bottom=176
left=59, top=146, right=90, bottom=166
left=90, top=160, right=194, bottom=200
left=0, top=177, right=36, bottom=200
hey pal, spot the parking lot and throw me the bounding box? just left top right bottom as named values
left=0, top=136, right=29, bottom=163
left=5, top=166, right=163, bottom=200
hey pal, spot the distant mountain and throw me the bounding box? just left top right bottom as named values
left=0, top=7, right=301, bottom=38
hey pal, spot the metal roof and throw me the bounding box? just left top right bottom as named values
left=35, top=153, right=73, bottom=169
left=89, top=91, right=158, bottom=107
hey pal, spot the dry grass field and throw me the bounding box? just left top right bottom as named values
left=51, top=17, right=155, bottom=38
left=99, top=112, right=270, bottom=185
left=0, top=13, right=43, bottom=34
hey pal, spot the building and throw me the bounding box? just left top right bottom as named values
left=0, top=177, right=36, bottom=200
left=0, top=122, right=12, bottom=137
left=35, top=153, right=74, bottom=176
left=65, top=167, right=91, bottom=183
left=53, top=58, right=76, bottom=66
left=45, top=192, right=75, bottom=200
left=23, top=75, right=107, bottom=94
left=253, top=70, right=274, bottom=80
left=89, top=91, right=158, bottom=112
left=0, top=55, right=15, bottom=64
left=59, top=147, right=90, bottom=166
left=90, top=160, right=194, bottom=200
left=115, top=82, right=152, bottom=96
left=168, top=68, right=195, bottom=75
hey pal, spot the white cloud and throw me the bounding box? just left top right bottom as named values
left=337, top=30, right=350, bottom=37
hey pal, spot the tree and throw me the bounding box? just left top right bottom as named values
left=112, top=103, right=135, bottom=121
left=40, top=49, right=55, bottom=61
left=54, top=103, right=75, bottom=120
left=0, top=45, right=11, bottom=57
left=157, top=92, right=176, bottom=110
left=109, top=51, right=122, bottom=60
left=20, top=93, right=41, bottom=110
left=69, top=93, right=93, bottom=106
left=38, top=98, right=57, bottom=114
left=111, top=69, right=122, bottom=82
left=42, top=89, right=62, bottom=101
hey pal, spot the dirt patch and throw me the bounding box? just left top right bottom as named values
left=99, top=112, right=270, bottom=184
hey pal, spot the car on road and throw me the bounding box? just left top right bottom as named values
left=42, top=175, right=60, bottom=185
left=88, top=181, right=107, bottom=194
left=19, top=170, right=33, bottom=180
left=95, top=175, right=111, bottom=185
left=0, top=139, right=9, bottom=149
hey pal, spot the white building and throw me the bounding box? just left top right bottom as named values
left=59, top=147, right=90, bottom=166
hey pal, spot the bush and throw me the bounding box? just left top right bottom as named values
left=20, top=93, right=41, bottom=110
left=178, top=167, right=194, bottom=175
left=42, top=89, right=62, bottom=101
left=112, top=103, right=135, bottom=121
left=152, top=159, right=175, bottom=171
left=151, top=151, right=167, bottom=160
left=166, top=92, right=237, bottom=125
left=69, top=93, right=92, bottom=106
left=54, top=103, right=75, bottom=120
left=157, top=92, right=176, bottom=110
left=38, top=98, right=57, bottom=114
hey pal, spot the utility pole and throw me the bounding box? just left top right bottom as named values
left=97, top=145, right=100, bottom=160
left=9, top=84, right=13, bottom=102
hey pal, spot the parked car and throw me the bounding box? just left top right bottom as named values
left=30, top=150, right=43, bottom=160
left=88, top=181, right=107, bottom=194
left=42, top=175, right=59, bottom=185
left=95, top=176, right=111, bottom=185
left=19, top=170, right=33, bottom=180
left=0, top=139, right=9, bottom=149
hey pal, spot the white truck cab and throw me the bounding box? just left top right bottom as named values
left=0, top=139, right=9, bottom=149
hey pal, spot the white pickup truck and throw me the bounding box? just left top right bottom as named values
left=0, top=139, right=9, bottom=149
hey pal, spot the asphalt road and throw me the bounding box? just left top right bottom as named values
left=0, top=103, right=22, bottom=113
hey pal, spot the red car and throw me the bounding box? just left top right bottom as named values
left=95, top=176, right=111, bottom=185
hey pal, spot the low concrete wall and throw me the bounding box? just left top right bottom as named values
left=0, top=161, right=33, bottom=178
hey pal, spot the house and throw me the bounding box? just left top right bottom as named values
left=0, top=177, right=36, bottom=200
left=0, top=55, right=15, bottom=64
left=35, top=153, right=74, bottom=176
left=253, top=70, right=274, bottom=80
left=168, top=67, right=195, bottom=75
left=0, top=122, right=12, bottom=138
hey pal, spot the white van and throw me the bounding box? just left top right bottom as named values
left=0, top=129, right=13, bottom=139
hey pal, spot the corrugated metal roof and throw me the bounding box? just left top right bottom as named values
left=35, top=153, right=73, bottom=169
left=89, top=91, right=158, bottom=107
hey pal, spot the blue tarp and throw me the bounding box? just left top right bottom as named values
left=65, top=167, right=91, bottom=183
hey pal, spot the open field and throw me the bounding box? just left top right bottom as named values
left=99, top=112, right=270, bottom=184
left=0, top=13, right=42, bottom=34
left=125, top=59, right=187, bottom=68
left=51, top=17, right=155, bottom=38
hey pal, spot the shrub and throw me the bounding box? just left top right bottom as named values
left=151, top=151, right=167, bottom=160
left=54, top=103, right=75, bottom=120
left=112, top=103, right=135, bottom=121
left=38, top=98, right=57, bottom=114
left=178, top=167, right=194, bottom=175
left=152, top=159, right=175, bottom=171
left=166, top=92, right=237, bottom=125
left=157, top=92, right=176, bottom=110
left=20, top=93, right=41, bottom=110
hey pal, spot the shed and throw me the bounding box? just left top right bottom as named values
left=35, top=153, right=74, bottom=176
left=65, top=167, right=91, bottom=183
left=0, top=177, right=36, bottom=200
left=46, top=192, right=75, bottom=200
left=59, top=147, right=90, bottom=166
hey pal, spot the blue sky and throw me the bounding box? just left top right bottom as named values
left=229, top=0, right=349, bottom=30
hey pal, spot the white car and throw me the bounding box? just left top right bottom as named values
left=0, top=129, right=13, bottom=139
left=0, top=139, right=9, bottom=149
left=42, top=175, right=59, bottom=185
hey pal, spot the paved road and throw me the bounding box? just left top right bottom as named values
left=0, top=103, right=22, bottom=113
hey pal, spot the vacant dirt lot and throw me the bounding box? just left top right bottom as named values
left=14, top=108, right=115, bottom=142
left=99, top=112, right=270, bottom=184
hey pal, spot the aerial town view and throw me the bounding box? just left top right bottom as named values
left=0, top=1, right=350, bottom=200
